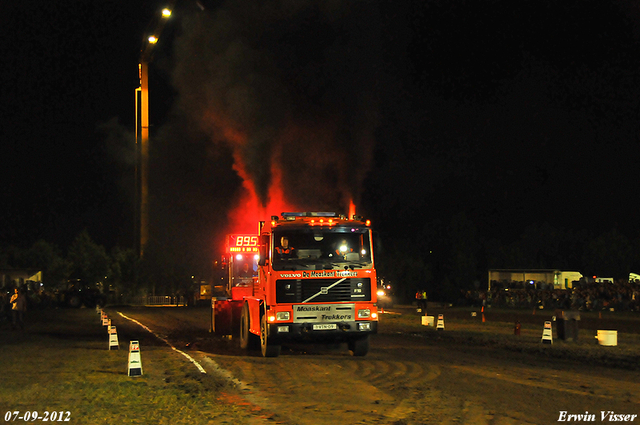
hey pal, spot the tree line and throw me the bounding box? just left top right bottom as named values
left=4, top=219, right=639, bottom=306
left=1, top=230, right=206, bottom=303
left=0, top=230, right=138, bottom=299
left=376, top=215, right=640, bottom=303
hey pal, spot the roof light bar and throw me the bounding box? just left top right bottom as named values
left=281, top=212, right=337, bottom=218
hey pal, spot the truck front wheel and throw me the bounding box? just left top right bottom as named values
left=240, top=303, right=259, bottom=350
left=348, top=335, right=370, bottom=356
left=260, top=313, right=281, bottom=357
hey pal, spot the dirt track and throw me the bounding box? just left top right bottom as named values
left=111, top=306, right=640, bottom=425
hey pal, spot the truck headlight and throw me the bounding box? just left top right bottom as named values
left=358, top=309, right=371, bottom=318
left=358, top=322, right=371, bottom=331
left=276, top=311, right=290, bottom=321
left=377, top=290, right=385, bottom=297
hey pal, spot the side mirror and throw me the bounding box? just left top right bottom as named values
left=258, top=235, right=270, bottom=266
left=220, top=255, right=228, bottom=271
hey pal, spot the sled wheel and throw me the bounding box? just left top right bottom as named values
left=240, top=303, right=259, bottom=350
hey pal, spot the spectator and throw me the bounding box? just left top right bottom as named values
left=10, top=288, right=27, bottom=330
left=480, top=278, right=640, bottom=312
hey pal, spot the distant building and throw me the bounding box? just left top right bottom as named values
left=590, top=273, right=639, bottom=283
left=488, top=269, right=582, bottom=290
left=594, top=277, right=614, bottom=283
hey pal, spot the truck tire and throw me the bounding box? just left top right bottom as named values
left=260, top=312, right=281, bottom=357
left=240, top=303, right=259, bottom=350
left=348, top=335, right=370, bottom=356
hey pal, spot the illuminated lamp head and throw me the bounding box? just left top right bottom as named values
left=236, top=254, right=243, bottom=261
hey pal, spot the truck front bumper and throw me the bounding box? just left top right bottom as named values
left=268, top=321, right=377, bottom=342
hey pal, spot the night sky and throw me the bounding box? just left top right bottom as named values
left=2, top=0, right=640, bottom=272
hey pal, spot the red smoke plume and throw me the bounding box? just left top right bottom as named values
left=217, top=118, right=296, bottom=233
left=226, top=159, right=295, bottom=234
left=171, top=4, right=380, bottom=235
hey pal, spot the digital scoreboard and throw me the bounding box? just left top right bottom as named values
left=226, top=234, right=259, bottom=253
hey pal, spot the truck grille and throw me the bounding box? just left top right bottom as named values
left=276, top=278, right=371, bottom=303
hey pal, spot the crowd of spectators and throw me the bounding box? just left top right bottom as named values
left=463, top=279, right=640, bottom=312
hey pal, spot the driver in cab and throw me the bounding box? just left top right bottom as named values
left=239, top=263, right=253, bottom=277
left=275, top=236, right=295, bottom=260
left=334, top=239, right=353, bottom=259
left=237, top=263, right=254, bottom=286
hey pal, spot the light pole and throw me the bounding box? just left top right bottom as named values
left=135, top=5, right=174, bottom=258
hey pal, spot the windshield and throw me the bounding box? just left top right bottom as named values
left=272, top=228, right=373, bottom=271
left=232, top=255, right=258, bottom=287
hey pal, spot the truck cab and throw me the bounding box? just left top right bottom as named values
left=213, top=212, right=379, bottom=357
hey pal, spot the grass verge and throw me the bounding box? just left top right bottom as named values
left=0, top=309, right=248, bottom=424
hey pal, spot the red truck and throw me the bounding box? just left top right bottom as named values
left=212, top=212, right=379, bottom=357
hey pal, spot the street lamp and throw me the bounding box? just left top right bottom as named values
left=135, top=3, right=175, bottom=258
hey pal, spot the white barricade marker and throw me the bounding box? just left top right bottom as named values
left=128, top=341, right=143, bottom=376
left=108, top=326, right=119, bottom=350
left=436, top=314, right=445, bottom=330
left=422, top=316, right=435, bottom=326
left=541, top=321, right=553, bottom=344
left=103, top=317, right=111, bottom=327
left=597, top=330, right=617, bottom=346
